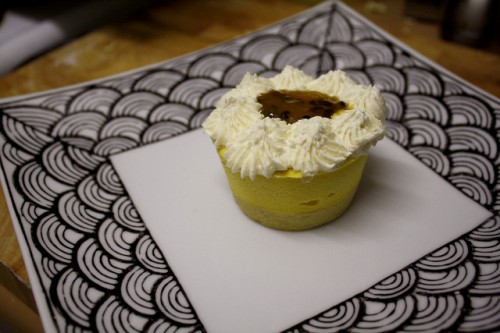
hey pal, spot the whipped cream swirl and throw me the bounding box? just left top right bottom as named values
left=203, top=66, right=386, bottom=179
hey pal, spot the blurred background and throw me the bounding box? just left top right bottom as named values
left=407, top=0, right=498, bottom=52
left=0, top=0, right=498, bottom=79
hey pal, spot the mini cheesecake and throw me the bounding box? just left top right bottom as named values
left=203, top=66, right=386, bottom=230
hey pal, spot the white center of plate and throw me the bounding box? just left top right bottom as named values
left=112, top=129, right=491, bottom=333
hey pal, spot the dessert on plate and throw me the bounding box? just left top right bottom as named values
left=203, top=66, right=386, bottom=231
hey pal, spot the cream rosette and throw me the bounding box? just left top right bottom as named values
left=203, top=66, right=386, bottom=180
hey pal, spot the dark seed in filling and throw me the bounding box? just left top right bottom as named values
left=257, top=90, right=348, bottom=124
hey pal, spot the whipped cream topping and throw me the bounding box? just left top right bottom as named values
left=203, top=66, right=386, bottom=179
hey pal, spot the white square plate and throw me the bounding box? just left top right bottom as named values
left=113, top=130, right=491, bottom=333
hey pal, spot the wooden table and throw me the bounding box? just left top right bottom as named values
left=0, top=0, right=498, bottom=330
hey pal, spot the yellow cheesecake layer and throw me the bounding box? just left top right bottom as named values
left=218, top=148, right=367, bottom=231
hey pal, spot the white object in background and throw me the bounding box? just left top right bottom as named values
left=0, top=0, right=155, bottom=76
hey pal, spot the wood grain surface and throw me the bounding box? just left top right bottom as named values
left=0, top=0, right=498, bottom=324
